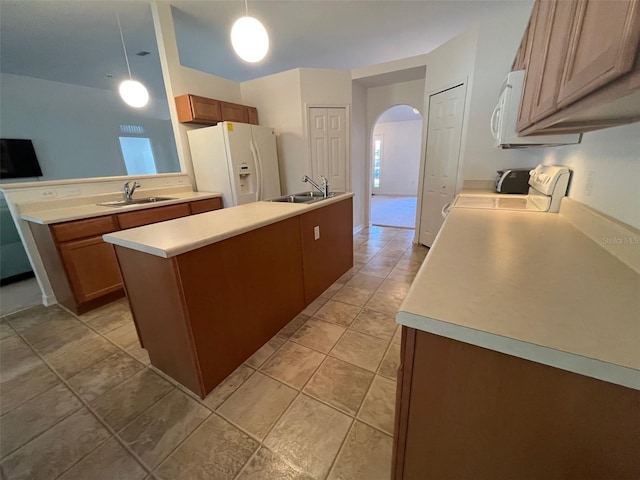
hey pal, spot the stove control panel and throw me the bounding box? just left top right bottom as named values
left=529, top=165, right=570, bottom=196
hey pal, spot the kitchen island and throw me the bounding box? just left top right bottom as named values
left=103, top=194, right=354, bottom=398
left=393, top=197, right=640, bottom=479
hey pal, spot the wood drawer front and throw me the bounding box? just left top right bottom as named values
left=117, top=203, right=191, bottom=229
left=52, top=215, right=118, bottom=242
left=220, top=101, right=249, bottom=123
left=190, top=198, right=222, bottom=215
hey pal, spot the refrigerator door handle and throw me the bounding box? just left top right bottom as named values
left=250, top=139, right=263, bottom=201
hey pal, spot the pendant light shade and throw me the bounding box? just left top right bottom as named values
left=116, top=10, right=149, bottom=108
left=119, top=80, right=150, bottom=108
left=230, top=0, right=269, bottom=63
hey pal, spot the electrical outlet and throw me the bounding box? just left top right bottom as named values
left=40, top=189, right=56, bottom=198
left=314, top=225, right=320, bottom=240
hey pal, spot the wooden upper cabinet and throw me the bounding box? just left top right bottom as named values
left=220, top=101, right=249, bottom=123
left=518, top=0, right=577, bottom=131
left=175, top=94, right=222, bottom=125
left=558, top=0, right=640, bottom=109
left=247, top=106, right=259, bottom=125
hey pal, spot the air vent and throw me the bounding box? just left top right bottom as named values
left=120, top=124, right=145, bottom=135
left=136, top=51, right=150, bottom=56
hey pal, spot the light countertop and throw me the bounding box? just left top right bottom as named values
left=397, top=200, right=640, bottom=390
left=103, top=193, right=354, bottom=258
left=20, top=190, right=222, bottom=225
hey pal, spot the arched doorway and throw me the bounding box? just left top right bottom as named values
left=370, top=104, right=423, bottom=229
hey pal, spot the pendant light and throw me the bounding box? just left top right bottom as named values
left=230, top=0, right=269, bottom=63
left=116, top=10, right=149, bottom=108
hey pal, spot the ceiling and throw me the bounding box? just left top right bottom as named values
left=0, top=1, right=530, bottom=99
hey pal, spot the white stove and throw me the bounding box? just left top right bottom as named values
left=452, top=165, right=571, bottom=213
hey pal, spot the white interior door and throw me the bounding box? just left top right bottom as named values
left=309, top=107, right=347, bottom=192
left=419, top=83, right=466, bottom=247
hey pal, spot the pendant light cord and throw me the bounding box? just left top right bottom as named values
left=115, top=10, right=132, bottom=80
left=244, top=0, right=249, bottom=16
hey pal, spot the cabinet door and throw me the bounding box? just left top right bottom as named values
left=220, top=101, right=249, bottom=123
left=557, top=0, right=640, bottom=108
left=59, top=237, right=122, bottom=303
left=189, top=198, right=222, bottom=215
left=117, top=203, right=191, bottom=229
left=528, top=0, right=577, bottom=123
left=175, top=95, right=222, bottom=124
left=247, top=107, right=259, bottom=125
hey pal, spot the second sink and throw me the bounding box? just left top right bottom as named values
left=97, top=197, right=176, bottom=207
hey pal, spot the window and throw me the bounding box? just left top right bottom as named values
left=118, top=125, right=157, bottom=175
left=373, top=136, right=382, bottom=189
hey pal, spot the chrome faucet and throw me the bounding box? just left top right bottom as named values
left=302, top=175, right=329, bottom=198
left=123, top=181, right=140, bottom=201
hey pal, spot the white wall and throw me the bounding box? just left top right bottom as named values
left=0, top=73, right=179, bottom=182
left=241, top=69, right=304, bottom=195
left=372, top=120, right=422, bottom=195
left=152, top=3, right=243, bottom=185
left=351, top=81, right=367, bottom=232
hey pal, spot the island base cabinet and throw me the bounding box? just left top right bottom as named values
left=114, top=217, right=306, bottom=398
left=393, top=328, right=640, bottom=479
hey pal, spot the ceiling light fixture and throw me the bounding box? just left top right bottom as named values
left=230, top=0, right=269, bottom=63
left=115, top=10, right=149, bottom=108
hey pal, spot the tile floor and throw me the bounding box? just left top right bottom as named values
left=0, top=226, right=428, bottom=480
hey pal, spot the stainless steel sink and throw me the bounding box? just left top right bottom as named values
left=97, top=196, right=176, bottom=207
left=268, top=192, right=341, bottom=204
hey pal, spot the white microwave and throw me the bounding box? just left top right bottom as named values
left=491, top=70, right=581, bottom=148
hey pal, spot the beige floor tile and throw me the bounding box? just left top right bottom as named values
left=90, top=369, right=174, bottom=431
left=237, top=448, right=314, bottom=480
left=218, top=372, right=296, bottom=439
left=22, top=317, right=99, bottom=358
left=245, top=334, right=286, bottom=368
left=358, top=262, right=394, bottom=278
left=202, top=364, right=254, bottom=410
left=350, top=308, right=397, bottom=341
left=126, top=342, right=151, bottom=365
left=313, top=300, right=361, bottom=327
left=0, top=408, right=111, bottom=480
left=336, top=266, right=360, bottom=284
left=260, top=342, right=325, bottom=389
left=327, top=421, right=393, bottom=480
left=320, top=282, right=343, bottom=299
left=6, top=304, right=71, bottom=333
left=67, top=351, right=145, bottom=402
left=378, top=343, right=401, bottom=379
left=0, top=323, right=16, bottom=339
left=57, top=437, right=147, bottom=480
left=81, top=301, right=134, bottom=334
left=0, top=336, right=60, bottom=415
left=393, top=257, right=423, bottom=274
left=376, top=278, right=410, bottom=300
left=155, top=414, right=258, bottom=480
left=264, top=394, right=352, bottom=480
left=364, top=292, right=404, bottom=316
left=330, top=330, right=388, bottom=372
left=0, top=384, right=82, bottom=460
left=105, top=323, right=140, bottom=349
left=345, top=273, right=385, bottom=291
left=358, top=375, right=396, bottom=435
left=291, top=318, right=345, bottom=353
left=279, top=314, right=309, bottom=338
left=301, top=296, right=328, bottom=316
left=46, top=336, right=120, bottom=379
left=386, top=267, right=416, bottom=284
left=392, top=325, right=402, bottom=345
left=331, top=285, right=374, bottom=307
left=119, top=389, right=211, bottom=469
left=303, top=357, right=373, bottom=415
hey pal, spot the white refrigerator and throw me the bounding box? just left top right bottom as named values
left=187, top=122, right=281, bottom=207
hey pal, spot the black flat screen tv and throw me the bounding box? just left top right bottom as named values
left=0, top=139, right=43, bottom=179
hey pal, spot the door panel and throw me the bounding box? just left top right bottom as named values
left=250, top=125, right=281, bottom=200
left=419, top=84, right=466, bottom=247
left=309, top=107, right=347, bottom=192
left=226, top=122, right=257, bottom=205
